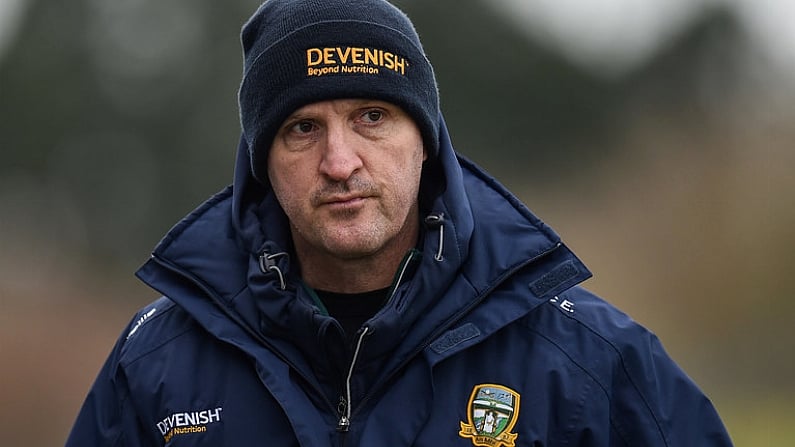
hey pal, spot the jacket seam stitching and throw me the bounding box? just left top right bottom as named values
left=526, top=307, right=670, bottom=445
left=564, top=312, right=669, bottom=445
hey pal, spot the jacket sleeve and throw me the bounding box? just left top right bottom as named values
left=65, top=322, right=151, bottom=447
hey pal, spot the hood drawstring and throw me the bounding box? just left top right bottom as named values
left=259, top=251, right=289, bottom=290
left=424, top=213, right=445, bottom=262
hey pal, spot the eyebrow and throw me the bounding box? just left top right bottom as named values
left=290, top=99, right=394, bottom=118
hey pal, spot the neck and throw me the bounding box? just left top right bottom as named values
left=304, top=259, right=397, bottom=293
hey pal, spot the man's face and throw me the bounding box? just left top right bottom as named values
left=267, top=99, right=426, bottom=262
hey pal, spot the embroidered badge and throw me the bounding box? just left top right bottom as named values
left=459, top=384, right=520, bottom=447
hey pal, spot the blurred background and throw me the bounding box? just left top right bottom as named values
left=1, top=0, right=793, bottom=445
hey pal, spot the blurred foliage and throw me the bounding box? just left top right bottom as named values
left=0, top=0, right=259, bottom=272
left=1, top=0, right=794, bottom=445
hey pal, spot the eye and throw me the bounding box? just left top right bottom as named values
left=290, top=120, right=316, bottom=134
left=361, top=109, right=384, bottom=123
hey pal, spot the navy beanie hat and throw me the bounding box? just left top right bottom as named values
left=238, top=0, right=440, bottom=185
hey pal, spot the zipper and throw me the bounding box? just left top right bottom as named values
left=336, top=326, right=370, bottom=431
left=334, top=250, right=416, bottom=432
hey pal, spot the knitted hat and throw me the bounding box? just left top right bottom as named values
left=238, top=0, right=440, bottom=185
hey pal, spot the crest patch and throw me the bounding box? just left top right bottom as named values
left=459, top=384, right=520, bottom=447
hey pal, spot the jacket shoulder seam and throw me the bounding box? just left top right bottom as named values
left=522, top=321, right=631, bottom=444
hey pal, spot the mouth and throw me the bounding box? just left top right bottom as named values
left=320, top=195, right=370, bottom=209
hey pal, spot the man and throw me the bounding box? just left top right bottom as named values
left=67, top=0, right=734, bottom=445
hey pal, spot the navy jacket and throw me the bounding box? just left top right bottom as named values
left=66, top=120, right=733, bottom=446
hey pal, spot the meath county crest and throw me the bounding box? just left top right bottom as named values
left=459, top=384, right=520, bottom=447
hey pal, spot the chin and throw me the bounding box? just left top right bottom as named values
left=322, top=241, right=382, bottom=260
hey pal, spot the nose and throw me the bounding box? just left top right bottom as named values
left=318, top=123, right=363, bottom=181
